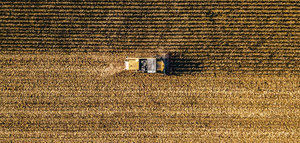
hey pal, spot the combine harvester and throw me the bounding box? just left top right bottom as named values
left=125, top=54, right=170, bottom=74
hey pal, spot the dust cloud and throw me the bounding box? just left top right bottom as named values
left=100, top=63, right=124, bottom=77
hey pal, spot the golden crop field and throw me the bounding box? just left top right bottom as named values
left=1, top=0, right=299, bottom=142
left=1, top=51, right=299, bottom=142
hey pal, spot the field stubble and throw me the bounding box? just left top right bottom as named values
left=0, top=51, right=299, bottom=142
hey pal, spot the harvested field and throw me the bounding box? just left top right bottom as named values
left=0, top=0, right=300, bottom=142
left=1, top=52, right=299, bottom=142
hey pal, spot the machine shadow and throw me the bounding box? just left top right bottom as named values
left=166, top=52, right=204, bottom=75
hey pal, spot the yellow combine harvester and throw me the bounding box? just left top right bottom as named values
left=125, top=54, right=169, bottom=74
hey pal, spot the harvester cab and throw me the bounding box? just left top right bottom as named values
left=125, top=54, right=169, bottom=74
